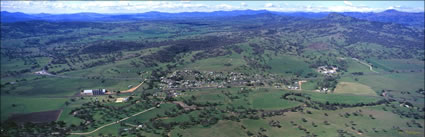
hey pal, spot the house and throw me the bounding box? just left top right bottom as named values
left=166, top=90, right=182, bottom=97
left=320, top=88, right=329, bottom=93
left=287, top=86, right=299, bottom=90
left=318, top=66, right=338, bottom=75
left=82, top=89, right=106, bottom=95
left=115, top=97, right=128, bottom=103
left=34, top=70, right=52, bottom=75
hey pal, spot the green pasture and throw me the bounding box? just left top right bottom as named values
left=368, top=58, right=424, bottom=72
left=266, top=54, right=316, bottom=77
left=182, top=52, right=247, bottom=72
left=171, top=120, right=246, bottom=137
left=340, top=72, right=425, bottom=92
left=250, top=90, right=301, bottom=110
left=302, top=91, right=382, bottom=104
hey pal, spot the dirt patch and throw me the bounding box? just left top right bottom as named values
left=298, top=80, right=307, bottom=90
left=120, top=81, right=144, bottom=93
left=172, top=101, right=197, bottom=111
left=308, top=42, right=329, bottom=50
left=156, top=117, right=169, bottom=120
left=8, top=109, right=62, bottom=124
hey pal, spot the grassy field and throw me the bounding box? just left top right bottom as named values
left=81, top=103, right=178, bottom=136
left=345, top=58, right=376, bottom=73
left=182, top=52, right=247, bottom=72
left=333, top=82, right=377, bottom=96
left=2, top=76, right=127, bottom=96
left=171, top=120, right=247, bottom=137
left=266, top=54, right=316, bottom=77
left=1, top=57, right=40, bottom=75
left=167, top=103, right=424, bottom=137
left=340, top=72, right=425, bottom=92
left=368, top=58, right=424, bottom=72
left=250, top=90, right=301, bottom=110
left=302, top=91, right=382, bottom=105
left=300, top=80, right=318, bottom=90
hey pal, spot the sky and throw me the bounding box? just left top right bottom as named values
left=1, top=1, right=424, bottom=14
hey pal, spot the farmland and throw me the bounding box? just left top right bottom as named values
left=333, top=82, right=377, bottom=96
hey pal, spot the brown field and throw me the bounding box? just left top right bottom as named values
left=8, top=109, right=62, bottom=124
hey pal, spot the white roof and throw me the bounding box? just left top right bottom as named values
left=83, top=90, right=93, bottom=93
left=115, top=97, right=128, bottom=103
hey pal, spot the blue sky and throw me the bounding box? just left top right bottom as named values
left=1, top=1, right=424, bottom=14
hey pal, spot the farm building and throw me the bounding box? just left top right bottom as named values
left=34, top=70, right=52, bottom=75
left=115, top=97, right=128, bottom=103
left=82, top=89, right=106, bottom=95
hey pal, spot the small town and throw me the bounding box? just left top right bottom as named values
left=158, top=70, right=294, bottom=90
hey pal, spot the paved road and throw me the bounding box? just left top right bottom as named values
left=70, top=107, right=156, bottom=135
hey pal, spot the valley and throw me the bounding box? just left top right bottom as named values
left=1, top=9, right=424, bottom=137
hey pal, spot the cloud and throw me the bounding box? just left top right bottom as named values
left=0, top=1, right=215, bottom=13
left=385, top=5, right=424, bottom=12
left=387, top=5, right=401, bottom=9
left=264, top=3, right=275, bottom=8
left=240, top=2, right=247, bottom=7
left=344, top=1, right=353, bottom=6
left=1, top=1, right=424, bottom=13
left=216, top=4, right=234, bottom=10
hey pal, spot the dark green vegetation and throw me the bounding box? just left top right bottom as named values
left=1, top=11, right=424, bottom=137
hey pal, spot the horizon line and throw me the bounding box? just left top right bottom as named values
left=2, top=9, right=424, bottom=15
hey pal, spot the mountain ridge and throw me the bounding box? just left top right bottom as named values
left=1, top=9, right=424, bottom=27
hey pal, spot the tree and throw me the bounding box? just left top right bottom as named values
left=246, top=131, right=254, bottom=136
left=312, top=122, right=317, bottom=127
left=306, top=110, right=312, bottom=114
left=324, top=120, right=330, bottom=125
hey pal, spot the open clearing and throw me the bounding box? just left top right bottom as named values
left=334, top=82, right=377, bottom=96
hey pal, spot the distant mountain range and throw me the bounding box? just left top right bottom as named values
left=1, top=9, right=424, bottom=27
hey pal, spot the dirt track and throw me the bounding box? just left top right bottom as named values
left=70, top=106, right=156, bottom=135
left=352, top=58, right=378, bottom=73
left=120, top=81, right=145, bottom=93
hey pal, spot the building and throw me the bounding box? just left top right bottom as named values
left=318, top=66, right=338, bottom=75
left=34, top=70, right=52, bottom=75
left=82, top=89, right=106, bottom=95
left=115, top=97, right=128, bottom=103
